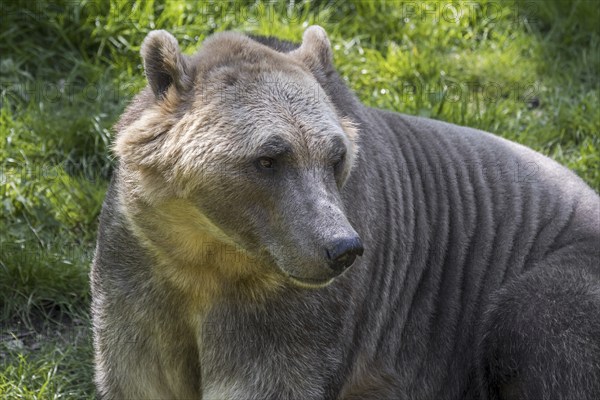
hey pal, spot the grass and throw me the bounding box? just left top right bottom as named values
left=1, top=0, right=598, bottom=397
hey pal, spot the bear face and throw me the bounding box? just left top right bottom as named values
left=113, top=27, right=363, bottom=296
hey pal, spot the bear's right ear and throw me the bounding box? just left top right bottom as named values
left=141, top=30, right=192, bottom=99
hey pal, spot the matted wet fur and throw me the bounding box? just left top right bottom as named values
left=91, top=26, right=600, bottom=399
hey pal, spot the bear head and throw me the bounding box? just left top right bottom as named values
left=113, top=26, right=363, bottom=297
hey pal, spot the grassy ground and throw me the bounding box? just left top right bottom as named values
left=1, top=0, right=598, bottom=397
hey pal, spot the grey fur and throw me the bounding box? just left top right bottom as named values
left=92, top=27, right=600, bottom=400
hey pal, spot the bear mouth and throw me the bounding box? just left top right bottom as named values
left=287, top=275, right=334, bottom=289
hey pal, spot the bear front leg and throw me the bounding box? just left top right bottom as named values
left=477, top=263, right=600, bottom=400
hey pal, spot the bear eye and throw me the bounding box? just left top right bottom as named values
left=257, top=157, right=275, bottom=170
left=333, top=152, right=346, bottom=172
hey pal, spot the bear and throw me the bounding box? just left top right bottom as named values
left=91, top=26, right=600, bottom=400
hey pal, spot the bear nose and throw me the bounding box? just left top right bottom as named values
left=326, top=236, right=364, bottom=273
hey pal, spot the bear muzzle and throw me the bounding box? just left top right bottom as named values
left=325, top=236, right=364, bottom=273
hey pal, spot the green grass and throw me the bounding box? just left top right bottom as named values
left=1, top=0, right=598, bottom=397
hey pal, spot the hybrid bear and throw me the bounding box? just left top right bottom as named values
left=91, top=26, right=600, bottom=399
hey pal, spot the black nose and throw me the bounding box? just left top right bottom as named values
left=326, top=236, right=364, bottom=273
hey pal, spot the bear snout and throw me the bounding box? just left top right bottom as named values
left=325, top=235, right=364, bottom=273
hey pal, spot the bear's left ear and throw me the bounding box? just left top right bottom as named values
left=141, top=30, right=193, bottom=99
left=290, top=25, right=334, bottom=75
